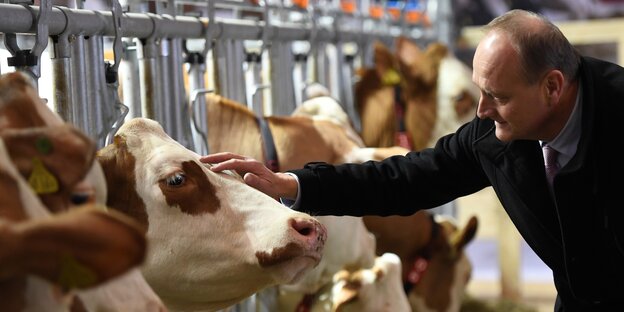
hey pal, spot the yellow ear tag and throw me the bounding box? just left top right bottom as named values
left=381, top=69, right=401, bottom=86
left=57, top=254, right=98, bottom=290
left=28, top=157, right=59, bottom=194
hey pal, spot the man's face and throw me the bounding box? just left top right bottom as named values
left=472, top=31, right=551, bottom=142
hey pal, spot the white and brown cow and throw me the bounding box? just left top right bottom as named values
left=97, top=117, right=327, bottom=311
left=204, top=94, right=395, bottom=298
left=355, top=37, right=479, bottom=151
left=0, top=127, right=148, bottom=311
left=288, top=252, right=411, bottom=312
left=0, top=71, right=166, bottom=311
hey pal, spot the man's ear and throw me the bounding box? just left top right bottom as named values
left=544, top=69, right=564, bottom=104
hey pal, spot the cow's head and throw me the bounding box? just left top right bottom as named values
left=408, top=215, right=478, bottom=312
left=355, top=38, right=479, bottom=150
left=0, top=72, right=107, bottom=209
left=331, top=252, right=411, bottom=312
left=97, top=117, right=327, bottom=311
left=0, top=131, right=147, bottom=311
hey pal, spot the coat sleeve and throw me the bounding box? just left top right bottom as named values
left=289, top=117, right=492, bottom=216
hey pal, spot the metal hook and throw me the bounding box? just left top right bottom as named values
left=104, top=82, right=130, bottom=146
left=109, top=0, right=123, bottom=75
left=189, top=88, right=215, bottom=154
left=103, top=0, right=128, bottom=146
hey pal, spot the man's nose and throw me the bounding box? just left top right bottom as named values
left=476, top=96, right=492, bottom=119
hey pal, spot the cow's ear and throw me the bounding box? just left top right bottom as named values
left=333, top=286, right=358, bottom=311
left=451, top=215, right=478, bottom=252
left=395, top=36, right=422, bottom=69
left=373, top=41, right=396, bottom=76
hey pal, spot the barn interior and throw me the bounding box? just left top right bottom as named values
left=1, top=0, right=623, bottom=311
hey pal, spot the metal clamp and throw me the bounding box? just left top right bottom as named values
left=4, top=0, right=51, bottom=81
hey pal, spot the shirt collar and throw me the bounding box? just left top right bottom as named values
left=540, top=80, right=582, bottom=167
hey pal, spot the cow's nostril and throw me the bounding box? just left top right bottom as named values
left=290, top=218, right=316, bottom=237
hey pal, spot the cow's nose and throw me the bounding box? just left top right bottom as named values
left=289, top=217, right=327, bottom=246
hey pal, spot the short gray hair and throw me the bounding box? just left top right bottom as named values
left=483, top=9, right=580, bottom=84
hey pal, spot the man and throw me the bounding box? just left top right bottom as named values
left=203, top=9, right=624, bottom=311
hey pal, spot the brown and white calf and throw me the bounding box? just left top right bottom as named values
left=0, top=71, right=166, bottom=311
left=292, top=252, right=411, bottom=312
left=97, top=117, right=327, bottom=311
left=0, top=128, right=148, bottom=311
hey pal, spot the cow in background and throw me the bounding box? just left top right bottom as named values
left=0, top=71, right=166, bottom=311
left=0, top=126, right=149, bottom=311
left=97, top=117, right=326, bottom=311
left=286, top=252, right=411, bottom=312
left=293, top=92, right=480, bottom=312
left=355, top=37, right=479, bottom=151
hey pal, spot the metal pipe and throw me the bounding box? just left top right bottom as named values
left=50, top=55, right=73, bottom=124
left=120, top=38, right=142, bottom=119
left=156, top=38, right=173, bottom=135
left=138, top=39, right=160, bottom=121
left=167, top=37, right=194, bottom=150
left=186, top=58, right=208, bottom=155
left=0, top=3, right=408, bottom=43
left=84, top=35, right=111, bottom=148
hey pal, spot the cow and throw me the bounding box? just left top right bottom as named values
left=204, top=94, right=391, bottom=297
left=355, top=37, right=479, bottom=151
left=407, top=215, right=478, bottom=312
left=0, top=127, right=148, bottom=311
left=291, top=252, right=411, bottom=312
left=96, top=117, right=327, bottom=311
left=0, top=71, right=167, bottom=311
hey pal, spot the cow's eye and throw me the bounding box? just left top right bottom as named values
left=165, top=173, right=186, bottom=186
left=70, top=193, right=90, bottom=205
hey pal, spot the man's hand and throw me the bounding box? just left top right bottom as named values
left=200, top=152, right=298, bottom=200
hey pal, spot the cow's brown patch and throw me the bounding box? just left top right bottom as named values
left=96, top=136, right=148, bottom=231
left=0, top=72, right=48, bottom=129
left=255, top=242, right=303, bottom=267
left=0, top=169, right=27, bottom=221
left=158, top=161, right=220, bottom=215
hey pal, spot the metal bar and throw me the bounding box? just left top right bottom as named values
left=119, top=38, right=142, bottom=119
left=0, top=3, right=412, bottom=43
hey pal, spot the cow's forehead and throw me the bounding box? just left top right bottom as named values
left=117, top=118, right=242, bottom=182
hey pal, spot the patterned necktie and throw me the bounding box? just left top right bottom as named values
left=542, top=144, right=560, bottom=186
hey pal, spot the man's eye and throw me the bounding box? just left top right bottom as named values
left=166, top=173, right=186, bottom=186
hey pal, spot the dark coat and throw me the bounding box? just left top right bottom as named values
left=290, top=56, right=624, bottom=310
